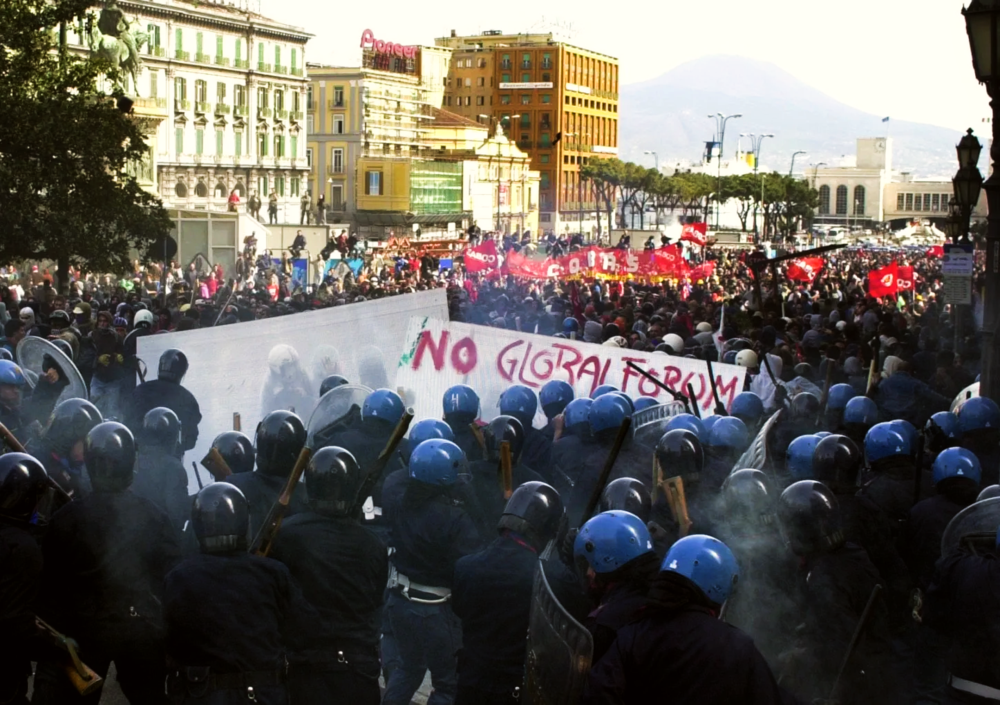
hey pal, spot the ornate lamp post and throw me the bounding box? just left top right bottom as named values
left=962, top=0, right=1000, bottom=399
left=953, top=129, right=984, bottom=244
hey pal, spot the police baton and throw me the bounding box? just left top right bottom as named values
left=829, top=583, right=883, bottom=700
left=0, top=421, right=73, bottom=504
left=581, top=416, right=632, bottom=523
left=705, top=357, right=727, bottom=416
left=624, top=361, right=692, bottom=414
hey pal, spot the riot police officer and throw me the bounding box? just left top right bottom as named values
left=270, top=447, right=389, bottom=705
left=131, top=406, right=190, bottom=537
left=0, top=359, right=28, bottom=442
left=228, top=410, right=309, bottom=540
left=824, top=382, right=858, bottom=431
left=442, top=384, right=483, bottom=464
left=383, top=439, right=483, bottom=705
left=573, top=511, right=659, bottom=662
left=567, top=394, right=636, bottom=524
left=452, top=482, right=564, bottom=705
left=163, top=483, right=318, bottom=705
left=957, top=396, right=1000, bottom=486
left=703, top=416, right=749, bottom=491
left=550, top=398, right=593, bottom=499
left=538, top=379, right=574, bottom=442
left=651, top=428, right=707, bottom=536
left=129, top=349, right=202, bottom=457
left=729, top=391, right=765, bottom=434
left=209, top=431, right=256, bottom=475
left=499, top=385, right=552, bottom=482
left=466, top=415, right=543, bottom=534
left=861, top=422, right=919, bottom=522
left=34, top=398, right=102, bottom=499
left=34, top=422, right=181, bottom=705
left=842, top=395, right=879, bottom=447
left=584, top=535, right=788, bottom=704
left=319, top=374, right=349, bottom=397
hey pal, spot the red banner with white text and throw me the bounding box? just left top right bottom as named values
left=461, top=239, right=500, bottom=273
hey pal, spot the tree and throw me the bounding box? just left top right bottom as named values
left=674, top=171, right=714, bottom=221
left=718, top=174, right=758, bottom=231
left=0, top=0, right=172, bottom=292
left=582, top=158, right=625, bottom=235
left=756, top=173, right=818, bottom=240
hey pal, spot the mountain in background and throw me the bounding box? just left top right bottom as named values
left=619, top=55, right=969, bottom=179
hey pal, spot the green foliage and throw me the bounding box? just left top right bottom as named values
left=0, top=0, right=172, bottom=285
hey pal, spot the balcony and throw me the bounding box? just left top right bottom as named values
left=521, top=61, right=531, bottom=69
left=328, top=99, right=345, bottom=109
left=214, top=56, right=230, bottom=66
left=235, top=59, right=249, bottom=69
left=541, top=60, right=552, bottom=69
left=517, top=140, right=533, bottom=150
left=196, top=52, right=211, bottom=64
left=195, top=101, right=211, bottom=113
left=501, top=60, right=511, bottom=69
left=274, top=64, right=287, bottom=75
left=174, top=98, right=191, bottom=111
left=257, top=62, right=272, bottom=72
left=134, top=97, right=167, bottom=109
left=233, top=105, right=248, bottom=117
left=258, top=107, right=272, bottom=118
left=175, top=49, right=190, bottom=61
left=327, top=165, right=345, bottom=176
left=150, top=46, right=165, bottom=57
left=275, top=109, right=289, bottom=120
left=291, top=67, right=303, bottom=77
left=290, top=110, right=303, bottom=121
left=215, top=103, right=230, bottom=115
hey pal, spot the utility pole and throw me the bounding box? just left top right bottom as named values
left=709, top=113, right=741, bottom=230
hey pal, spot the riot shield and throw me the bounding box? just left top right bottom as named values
left=731, top=409, right=782, bottom=476
left=306, top=383, right=372, bottom=449
left=16, top=337, right=88, bottom=404
left=523, top=560, right=593, bottom=705
left=631, top=400, right=687, bottom=450
left=950, top=382, right=979, bottom=414
left=941, top=496, right=1000, bottom=557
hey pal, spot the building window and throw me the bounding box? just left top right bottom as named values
left=521, top=73, right=530, bottom=83
left=905, top=193, right=913, bottom=210
left=194, top=79, right=206, bottom=104
left=276, top=175, right=284, bottom=196
left=234, top=84, right=245, bottom=107
left=274, top=135, right=284, bottom=157
left=853, top=185, right=865, bottom=215
left=522, top=53, right=531, bottom=68
left=216, top=34, right=223, bottom=59
left=932, top=193, right=940, bottom=211
left=196, top=32, right=203, bottom=55
left=306, top=147, right=313, bottom=168
left=149, top=72, right=158, bottom=98
left=258, top=131, right=268, bottom=156
left=195, top=129, right=204, bottom=155
left=292, top=91, right=300, bottom=112
left=521, top=94, right=530, bottom=105
left=290, top=135, right=297, bottom=157
left=914, top=194, right=922, bottom=212
left=333, top=86, right=344, bottom=107
left=943, top=193, right=952, bottom=209
left=291, top=48, right=297, bottom=70
left=502, top=73, right=511, bottom=84
left=541, top=94, right=551, bottom=103
left=175, top=181, right=187, bottom=197
left=175, top=28, right=183, bottom=52
left=330, top=184, right=343, bottom=208
left=923, top=194, right=932, bottom=210
left=333, top=115, right=344, bottom=134
left=464, top=78, right=471, bottom=87
left=365, top=170, right=382, bottom=196
left=307, top=86, right=313, bottom=110
left=501, top=95, right=510, bottom=105
left=274, top=90, right=284, bottom=111
left=465, top=96, right=471, bottom=106
left=215, top=129, right=223, bottom=156
left=477, top=77, right=485, bottom=87
left=291, top=177, right=300, bottom=196
left=235, top=39, right=241, bottom=63
left=897, top=193, right=905, bottom=210
left=835, top=185, right=848, bottom=215
left=476, top=96, right=484, bottom=106
left=195, top=180, right=208, bottom=197
left=257, top=86, right=268, bottom=108
left=520, top=114, right=530, bottom=127
left=332, top=148, right=343, bottom=173
left=307, top=114, right=314, bottom=134
left=818, top=185, right=830, bottom=214
left=501, top=54, right=511, bottom=69
left=234, top=131, right=242, bottom=156
left=541, top=154, right=549, bottom=164
left=258, top=42, right=264, bottom=67
left=175, top=127, right=183, bottom=155
left=147, top=24, right=161, bottom=50
left=275, top=45, right=281, bottom=68
left=445, top=96, right=451, bottom=106
left=174, top=76, right=186, bottom=100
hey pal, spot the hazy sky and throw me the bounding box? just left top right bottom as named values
left=265, top=0, right=990, bottom=133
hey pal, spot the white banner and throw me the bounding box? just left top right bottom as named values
left=138, top=290, right=448, bottom=490
left=395, top=318, right=747, bottom=426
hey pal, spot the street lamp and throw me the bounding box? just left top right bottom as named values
left=709, top=112, right=741, bottom=229
left=789, top=150, right=807, bottom=177
left=962, top=0, right=1000, bottom=401
left=643, top=150, right=659, bottom=171
left=745, top=133, right=774, bottom=242
left=954, top=130, right=984, bottom=244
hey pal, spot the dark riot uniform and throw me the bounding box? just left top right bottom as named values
left=520, top=426, right=553, bottom=483
left=163, top=552, right=318, bottom=704
left=451, top=422, right=484, bottom=465
left=129, top=379, right=202, bottom=455
left=132, top=445, right=191, bottom=540
left=466, top=459, right=543, bottom=534
left=226, top=471, right=309, bottom=541
left=549, top=433, right=594, bottom=501
left=270, top=512, right=389, bottom=705
left=33, top=492, right=182, bottom=704
left=0, top=522, right=44, bottom=704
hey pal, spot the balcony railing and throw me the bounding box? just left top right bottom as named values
left=196, top=52, right=211, bottom=63
left=235, top=59, right=249, bottom=69
left=214, top=56, right=230, bottom=66
left=174, top=98, right=191, bottom=110
left=541, top=60, right=552, bottom=69
left=501, top=60, right=511, bottom=69
left=328, top=99, right=345, bottom=109
left=274, top=64, right=287, bottom=74
left=275, top=109, right=289, bottom=120
left=517, top=140, right=532, bottom=150
left=233, top=105, right=248, bottom=117
left=258, top=107, right=272, bottom=118
left=327, top=165, right=345, bottom=175
left=290, top=110, right=303, bottom=121
left=150, top=46, right=165, bottom=57
left=291, top=67, right=303, bottom=77
left=175, top=49, right=190, bottom=61
left=215, top=103, right=230, bottom=114
left=521, top=60, right=531, bottom=69
left=195, top=101, right=211, bottom=113
left=257, top=62, right=272, bottom=72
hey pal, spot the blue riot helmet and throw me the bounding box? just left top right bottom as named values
left=609, top=391, right=635, bottom=412
left=588, top=393, right=632, bottom=435
left=362, top=389, right=404, bottom=429
left=665, top=413, right=706, bottom=443
left=0, top=360, right=26, bottom=387
left=701, top=415, right=721, bottom=435
left=591, top=384, right=619, bottom=399
left=443, top=384, right=480, bottom=424
left=787, top=435, right=821, bottom=480
left=722, top=350, right=738, bottom=365
left=708, top=416, right=749, bottom=452
left=864, top=422, right=910, bottom=469
left=408, top=439, right=466, bottom=486
left=632, top=397, right=659, bottom=413
left=0, top=349, right=12, bottom=362
left=932, top=447, right=982, bottom=487
left=730, top=392, right=764, bottom=428
left=926, top=411, right=961, bottom=453
left=539, top=380, right=574, bottom=420
left=958, top=397, right=1000, bottom=437
left=499, top=384, right=538, bottom=429
left=574, top=510, right=655, bottom=574
left=827, top=384, right=857, bottom=411
left=889, top=420, right=919, bottom=456
left=842, top=396, right=879, bottom=445
left=814, top=431, right=832, bottom=438
left=660, top=535, right=739, bottom=606
left=403, top=419, right=455, bottom=464
left=563, top=317, right=580, bottom=334
left=563, top=398, right=593, bottom=437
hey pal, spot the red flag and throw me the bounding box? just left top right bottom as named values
left=786, top=257, right=824, bottom=283
left=897, top=265, right=914, bottom=291
left=868, top=262, right=899, bottom=298
left=680, top=223, right=708, bottom=247
left=926, top=245, right=944, bottom=259
left=461, top=239, right=499, bottom=273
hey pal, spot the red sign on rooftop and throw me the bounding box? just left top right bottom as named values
left=360, top=29, right=417, bottom=59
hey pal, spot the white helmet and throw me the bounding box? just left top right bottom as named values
left=267, top=344, right=300, bottom=376
left=735, top=350, right=759, bottom=368
left=134, top=309, right=154, bottom=328
left=664, top=334, right=685, bottom=354
left=695, top=322, right=713, bottom=333
left=603, top=336, right=628, bottom=348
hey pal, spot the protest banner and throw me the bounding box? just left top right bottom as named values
left=868, top=262, right=899, bottom=297
left=139, top=290, right=449, bottom=491
left=462, top=240, right=500, bottom=273
left=680, top=223, right=708, bottom=247
left=786, top=257, right=824, bottom=283
left=395, top=318, right=747, bottom=425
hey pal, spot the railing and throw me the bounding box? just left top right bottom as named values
left=276, top=109, right=288, bottom=119
left=274, top=64, right=287, bottom=74
left=541, top=60, right=552, bottom=69
left=517, top=140, right=532, bottom=150
left=233, top=105, right=248, bottom=117
left=214, top=55, right=230, bottom=66
left=174, top=98, right=191, bottom=110
left=257, top=62, right=272, bottom=72
left=215, top=103, right=230, bottom=114
left=328, top=99, right=345, bottom=109
left=291, top=67, right=303, bottom=77
left=151, top=46, right=165, bottom=57
left=175, top=49, right=190, bottom=61
left=235, top=59, right=249, bottom=69
left=521, top=60, right=531, bottom=69
left=327, top=165, right=344, bottom=175
left=196, top=52, right=211, bottom=63
left=195, top=101, right=211, bottom=113
left=290, top=110, right=303, bottom=120
left=258, top=107, right=273, bottom=118
left=501, top=60, right=511, bottom=69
